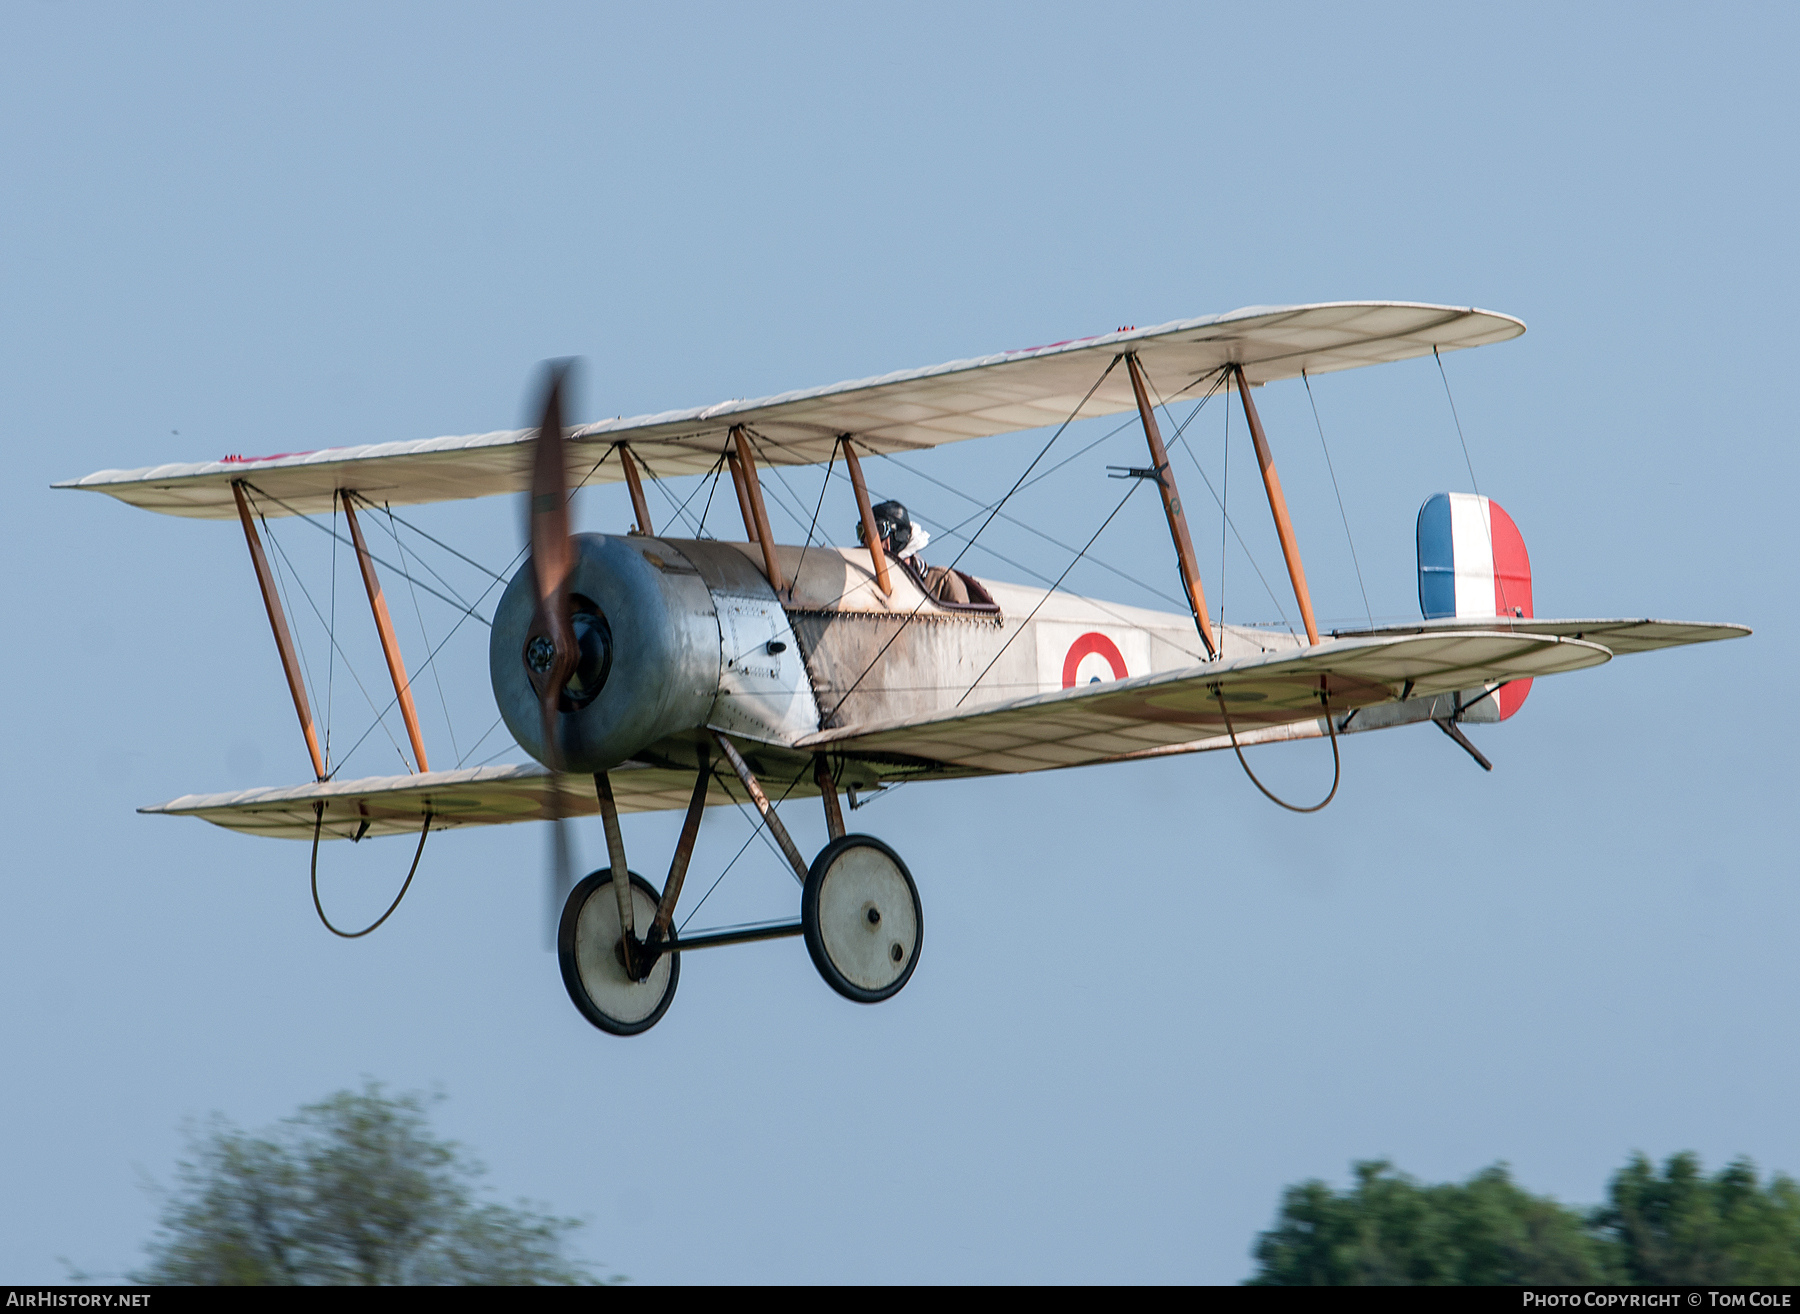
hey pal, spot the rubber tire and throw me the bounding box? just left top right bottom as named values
left=802, top=834, right=922, bottom=1004
left=558, top=869, right=679, bottom=1036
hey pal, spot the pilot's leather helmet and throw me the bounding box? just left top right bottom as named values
left=859, top=500, right=914, bottom=555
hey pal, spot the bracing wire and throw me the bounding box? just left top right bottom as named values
left=1432, top=347, right=1513, bottom=618
left=955, top=478, right=1143, bottom=707
left=640, top=448, right=724, bottom=539
left=259, top=508, right=412, bottom=773
left=256, top=498, right=412, bottom=772
left=362, top=502, right=509, bottom=581
left=244, top=484, right=488, bottom=625
left=782, top=455, right=1209, bottom=665
left=326, top=492, right=338, bottom=773
left=677, top=764, right=810, bottom=933
left=693, top=452, right=728, bottom=539
left=456, top=713, right=508, bottom=769
left=1303, top=370, right=1374, bottom=631
left=328, top=542, right=525, bottom=778
left=1173, top=412, right=1294, bottom=637
left=1220, top=389, right=1230, bottom=639
left=384, top=502, right=459, bottom=765
left=310, top=803, right=431, bottom=937
left=1214, top=684, right=1340, bottom=813
left=876, top=449, right=1191, bottom=611
left=1434, top=345, right=1482, bottom=498
left=631, top=449, right=707, bottom=537
left=825, top=355, right=1123, bottom=722
left=792, top=438, right=837, bottom=589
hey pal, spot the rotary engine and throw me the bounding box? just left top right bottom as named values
left=490, top=535, right=725, bottom=773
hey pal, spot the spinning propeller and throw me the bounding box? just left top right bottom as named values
left=523, top=361, right=579, bottom=944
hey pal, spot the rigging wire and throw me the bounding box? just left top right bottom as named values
left=310, top=804, right=432, bottom=937
left=327, top=542, right=526, bottom=778
left=256, top=506, right=321, bottom=720
left=326, top=492, right=339, bottom=774
left=255, top=498, right=411, bottom=772
left=955, top=477, right=1143, bottom=707
left=825, top=355, right=1123, bottom=722
left=456, top=713, right=507, bottom=769
left=464, top=739, right=521, bottom=771
left=693, top=452, right=729, bottom=539
left=1434, top=345, right=1482, bottom=499
left=875, top=449, right=1191, bottom=611
left=343, top=494, right=499, bottom=616
left=791, top=438, right=837, bottom=589
left=244, top=484, right=489, bottom=625
left=1220, top=387, right=1229, bottom=639
left=1172, top=405, right=1297, bottom=637
left=355, top=499, right=509, bottom=582
left=640, top=449, right=723, bottom=539
left=384, top=502, right=460, bottom=764
left=631, top=448, right=706, bottom=536
left=276, top=449, right=610, bottom=780
left=1432, top=346, right=1514, bottom=618
left=676, top=763, right=810, bottom=933
left=1130, top=360, right=1297, bottom=636
left=1303, top=369, right=1374, bottom=631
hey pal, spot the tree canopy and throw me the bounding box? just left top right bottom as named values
left=135, top=1084, right=601, bottom=1285
left=1250, top=1153, right=1800, bottom=1285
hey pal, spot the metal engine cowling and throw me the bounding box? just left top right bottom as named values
left=490, top=535, right=721, bottom=773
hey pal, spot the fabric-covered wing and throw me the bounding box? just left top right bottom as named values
left=140, top=760, right=781, bottom=841
left=57, top=302, right=1523, bottom=520
left=1334, top=617, right=1749, bottom=655
left=799, top=631, right=1610, bottom=774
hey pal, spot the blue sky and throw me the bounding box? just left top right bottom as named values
left=2, top=2, right=1795, bottom=1283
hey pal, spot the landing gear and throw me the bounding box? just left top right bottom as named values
left=557, top=748, right=921, bottom=1032
left=802, top=834, right=922, bottom=1003
left=558, top=869, right=679, bottom=1035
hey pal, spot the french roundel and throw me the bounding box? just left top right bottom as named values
left=1062, top=632, right=1129, bottom=689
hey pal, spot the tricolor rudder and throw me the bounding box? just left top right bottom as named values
left=1417, top=492, right=1534, bottom=718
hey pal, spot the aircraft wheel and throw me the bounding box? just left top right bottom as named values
left=802, top=835, right=922, bottom=1003
left=558, top=869, right=678, bottom=1036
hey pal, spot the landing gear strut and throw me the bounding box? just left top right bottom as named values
left=557, top=739, right=922, bottom=1034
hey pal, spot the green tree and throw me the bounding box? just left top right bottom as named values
left=1592, top=1152, right=1800, bottom=1285
left=1250, top=1153, right=1800, bottom=1285
left=134, top=1084, right=603, bottom=1285
left=1249, top=1160, right=1611, bottom=1285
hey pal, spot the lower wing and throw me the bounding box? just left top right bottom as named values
left=798, top=629, right=1613, bottom=774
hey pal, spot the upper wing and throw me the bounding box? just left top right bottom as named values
left=1332, top=617, right=1750, bottom=654
left=799, top=630, right=1609, bottom=774
left=57, top=302, right=1523, bottom=520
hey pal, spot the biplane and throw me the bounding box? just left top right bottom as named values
left=57, top=301, right=1748, bottom=1035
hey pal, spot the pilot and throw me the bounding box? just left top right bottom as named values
left=858, top=500, right=970, bottom=605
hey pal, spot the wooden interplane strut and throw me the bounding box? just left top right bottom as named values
left=617, top=443, right=653, bottom=536
left=340, top=494, right=430, bottom=774
left=726, top=450, right=759, bottom=545
left=1232, top=364, right=1319, bottom=645
left=231, top=481, right=326, bottom=781
left=839, top=438, right=893, bottom=597
left=730, top=426, right=785, bottom=592
left=1126, top=354, right=1216, bottom=658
